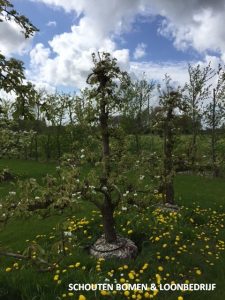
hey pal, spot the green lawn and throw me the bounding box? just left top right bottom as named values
left=0, top=159, right=56, bottom=180
left=0, top=160, right=224, bottom=300
left=175, top=174, right=225, bottom=208
left=0, top=159, right=56, bottom=197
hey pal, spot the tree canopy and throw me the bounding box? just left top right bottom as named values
left=0, top=0, right=38, bottom=38
left=0, top=0, right=38, bottom=116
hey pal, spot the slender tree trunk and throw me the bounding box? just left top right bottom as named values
left=24, top=145, right=28, bottom=160
left=189, top=94, right=198, bottom=171
left=191, top=128, right=197, bottom=171
left=134, top=134, right=140, bottom=153
left=100, top=95, right=117, bottom=243
left=46, top=133, right=51, bottom=161
left=101, top=201, right=116, bottom=243
left=56, top=127, right=61, bottom=159
left=163, top=108, right=175, bottom=205
left=29, top=135, right=34, bottom=159
left=35, top=134, right=38, bottom=161
left=211, top=89, right=218, bottom=177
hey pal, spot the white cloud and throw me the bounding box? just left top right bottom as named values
left=28, top=35, right=130, bottom=89
left=130, top=61, right=189, bottom=86
left=28, top=0, right=225, bottom=90
left=133, top=43, right=147, bottom=60
left=0, top=19, right=31, bottom=56
left=28, top=0, right=142, bottom=89
left=30, top=43, right=51, bottom=66
left=155, top=0, right=225, bottom=57
left=46, top=20, right=57, bottom=27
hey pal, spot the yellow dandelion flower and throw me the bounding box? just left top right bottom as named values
left=13, top=263, right=19, bottom=268
left=100, top=290, right=108, bottom=296
left=68, top=264, right=74, bottom=268
left=144, top=291, right=150, bottom=298
left=5, top=267, right=12, bottom=272
left=142, top=263, right=148, bottom=270
left=53, top=274, right=59, bottom=281
left=68, top=292, right=74, bottom=297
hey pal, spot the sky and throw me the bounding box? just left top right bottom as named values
left=2, top=0, right=225, bottom=92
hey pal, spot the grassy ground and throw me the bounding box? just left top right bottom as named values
left=0, top=159, right=56, bottom=197
left=0, top=160, right=224, bottom=300
left=175, top=174, right=225, bottom=208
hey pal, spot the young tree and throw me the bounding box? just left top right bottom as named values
left=158, top=76, right=183, bottom=205
left=85, top=52, right=131, bottom=243
left=122, top=78, right=154, bottom=151
left=184, top=63, right=215, bottom=170
left=204, top=66, right=225, bottom=177
left=42, top=93, right=67, bottom=159
left=83, top=53, right=132, bottom=243
left=0, top=98, right=35, bottom=159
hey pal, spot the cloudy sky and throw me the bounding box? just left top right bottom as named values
left=2, top=0, right=225, bottom=91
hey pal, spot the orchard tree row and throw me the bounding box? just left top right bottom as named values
left=1, top=59, right=225, bottom=174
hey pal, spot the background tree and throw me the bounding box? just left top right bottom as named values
left=41, top=93, right=67, bottom=159
left=157, top=75, right=183, bottom=205
left=184, top=63, right=215, bottom=170
left=204, top=65, right=225, bottom=177
left=122, top=78, right=154, bottom=152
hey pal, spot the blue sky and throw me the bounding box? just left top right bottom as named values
left=2, top=0, right=225, bottom=91
left=13, top=1, right=200, bottom=63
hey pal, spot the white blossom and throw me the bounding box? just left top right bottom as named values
left=9, top=191, right=16, bottom=195
left=64, top=231, right=72, bottom=237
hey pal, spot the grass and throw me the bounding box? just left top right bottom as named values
left=175, top=174, right=225, bottom=208
left=0, top=159, right=56, bottom=198
left=0, top=159, right=56, bottom=179
left=0, top=159, right=224, bottom=300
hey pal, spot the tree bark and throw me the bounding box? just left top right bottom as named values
left=99, top=94, right=117, bottom=243
left=35, top=134, right=38, bottom=161
left=45, top=133, right=51, bottom=161
left=211, top=88, right=219, bottom=177
left=56, top=127, right=61, bottom=159
left=101, top=202, right=117, bottom=243
left=163, top=107, right=175, bottom=205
